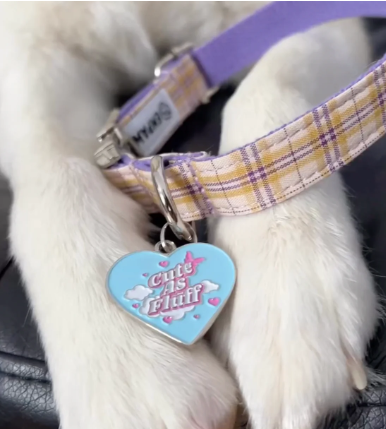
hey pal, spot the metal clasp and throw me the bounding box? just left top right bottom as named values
left=95, top=109, right=123, bottom=168
left=154, top=43, right=193, bottom=78
left=151, top=155, right=196, bottom=252
left=154, top=43, right=219, bottom=103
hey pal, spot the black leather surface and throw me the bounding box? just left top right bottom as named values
left=1, top=17, right=386, bottom=429
left=0, top=181, right=57, bottom=428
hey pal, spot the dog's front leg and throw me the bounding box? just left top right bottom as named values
left=0, top=42, right=236, bottom=429
left=210, top=20, right=378, bottom=429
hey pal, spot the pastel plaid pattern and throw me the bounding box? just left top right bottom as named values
left=104, top=58, right=386, bottom=222
left=117, top=54, right=209, bottom=136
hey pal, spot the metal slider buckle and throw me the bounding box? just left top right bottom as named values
left=95, top=109, right=123, bottom=168
left=154, top=43, right=219, bottom=104
left=154, top=43, right=193, bottom=78
left=139, top=150, right=208, bottom=164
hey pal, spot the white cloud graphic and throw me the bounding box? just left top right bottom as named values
left=125, top=285, right=153, bottom=301
left=163, top=306, right=195, bottom=320
left=201, top=280, right=219, bottom=293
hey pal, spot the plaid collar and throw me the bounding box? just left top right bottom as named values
left=95, top=2, right=386, bottom=221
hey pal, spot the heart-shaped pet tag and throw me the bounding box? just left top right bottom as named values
left=107, top=243, right=236, bottom=345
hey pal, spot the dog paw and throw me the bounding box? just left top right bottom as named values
left=209, top=173, right=378, bottom=429
left=207, top=29, right=377, bottom=426
left=55, top=321, right=236, bottom=429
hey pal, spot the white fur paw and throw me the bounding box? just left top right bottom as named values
left=56, top=324, right=237, bottom=429
left=209, top=174, right=378, bottom=429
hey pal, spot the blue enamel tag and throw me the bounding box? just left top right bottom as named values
left=107, top=243, right=236, bottom=345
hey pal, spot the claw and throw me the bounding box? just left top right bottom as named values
left=348, top=357, right=367, bottom=391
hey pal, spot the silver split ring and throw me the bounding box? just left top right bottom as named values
left=151, top=155, right=196, bottom=242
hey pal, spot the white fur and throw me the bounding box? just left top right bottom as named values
left=0, top=2, right=378, bottom=429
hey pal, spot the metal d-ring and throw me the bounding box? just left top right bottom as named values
left=151, top=155, right=196, bottom=242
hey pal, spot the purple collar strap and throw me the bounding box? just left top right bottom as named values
left=95, top=2, right=386, bottom=221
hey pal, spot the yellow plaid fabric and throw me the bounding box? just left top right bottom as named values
left=104, top=58, right=386, bottom=222
left=117, top=55, right=209, bottom=136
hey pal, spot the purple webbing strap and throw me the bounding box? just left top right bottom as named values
left=113, top=1, right=386, bottom=172
left=103, top=2, right=386, bottom=220
left=193, top=1, right=386, bottom=87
